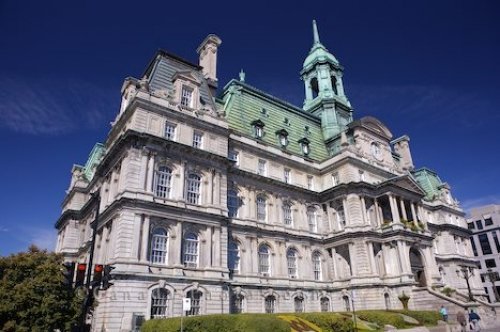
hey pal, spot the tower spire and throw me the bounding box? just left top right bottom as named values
left=313, top=19, right=321, bottom=45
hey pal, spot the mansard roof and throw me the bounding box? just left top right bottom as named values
left=412, top=167, right=444, bottom=201
left=221, top=79, right=330, bottom=161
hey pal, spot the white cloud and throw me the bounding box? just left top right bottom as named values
left=0, top=226, right=8, bottom=232
left=460, top=195, right=500, bottom=215
left=0, top=76, right=116, bottom=135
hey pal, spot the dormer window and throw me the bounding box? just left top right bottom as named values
left=181, top=85, right=193, bottom=107
left=251, top=119, right=265, bottom=139
left=276, top=129, right=289, bottom=148
left=298, top=137, right=311, bottom=156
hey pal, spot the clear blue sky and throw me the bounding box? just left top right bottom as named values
left=1, top=0, right=499, bottom=255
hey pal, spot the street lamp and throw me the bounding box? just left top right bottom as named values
left=456, top=266, right=474, bottom=302
left=483, top=269, right=500, bottom=302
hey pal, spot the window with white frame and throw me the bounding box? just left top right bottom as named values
left=332, top=172, right=339, bottom=186
left=257, top=159, right=266, bottom=175
left=186, top=174, right=201, bottom=204
left=307, top=207, right=317, bottom=232
left=227, top=189, right=239, bottom=218
left=320, top=297, right=330, bottom=312
left=294, top=297, right=304, bottom=313
left=150, top=227, right=168, bottom=264
left=287, top=248, right=298, bottom=278
left=256, top=195, right=266, bottom=222
left=283, top=202, right=292, bottom=226
left=312, top=251, right=322, bottom=281
left=284, top=168, right=291, bottom=184
left=151, top=288, right=169, bottom=318
left=186, top=290, right=202, bottom=316
left=307, top=175, right=314, bottom=190
left=258, top=245, right=271, bottom=276
left=183, top=233, right=199, bottom=267
left=228, top=149, right=239, bottom=164
left=265, top=295, right=276, bottom=313
left=228, top=240, right=240, bottom=274
left=164, top=122, right=176, bottom=140
left=192, top=131, right=203, bottom=148
left=154, top=166, right=172, bottom=198
left=181, top=85, right=193, bottom=107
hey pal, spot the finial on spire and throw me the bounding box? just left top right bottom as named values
left=313, top=19, right=320, bottom=44
left=239, top=69, right=246, bottom=82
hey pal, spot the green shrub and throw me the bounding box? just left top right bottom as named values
left=141, top=314, right=290, bottom=332
left=441, top=287, right=456, bottom=297
left=390, top=310, right=441, bottom=326
left=295, top=313, right=353, bottom=332
left=356, top=310, right=410, bottom=329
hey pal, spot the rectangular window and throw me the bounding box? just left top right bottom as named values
left=479, top=234, right=492, bottom=255
left=257, top=159, right=266, bottom=176
left=283, top=204, right=292, bottom=225
left=467, top=222, right=475, bottom=230
left=307, top=175, right=314, bottom=190
left=165, top=122, right=176, bottom=140
left=492, top=232, right=500, bottom=253
left=485, top=218, right=493, bottom=226
left=284, top=168, right=291, bottom=184
left=485, top=259, right=497, bottom=268
left=132, top=314, right=145, bottom=332
left=470, top=237, right=478, bottom=256
left=181, top=86, right=193, bottom=107
left=476, top=220, right=484, bottom=230
left=228, top=149, right=239, bottom=165
left=192, top=131, right=203, bottom=148
left=332, top=173, right=339, bottom=186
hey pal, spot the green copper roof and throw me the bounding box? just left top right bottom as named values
left=222, top=80, right=329, bottom=161
left=83, top=143, right=105, bottom=181
left=412, top=167, right=443, bottom=201
left=303, top=20, right=339, bottom=71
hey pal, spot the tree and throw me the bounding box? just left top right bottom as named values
left=0, top=245, right=81, bottom=331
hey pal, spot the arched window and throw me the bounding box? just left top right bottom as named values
left=150, top=227, right=168, bottom=264
left=307, top=207, right=317, bottom=232
left=227, top=189, right=239, bottom=218
left=384, top=293, right=391, bottom=310
left=294, top=296, right=304, bottom=313
left=256, top=195, right=267, bottom=222
left=183, top=233, right=199, bottom=268
left=287, top=248, right=298, bottom=279
left=154, top=166, right=172, bottom=198
left=320, top=297, right=330, bottom=312
left=258, top=245, right=271, bottom=276
left=282, top=202, right=293, bottom=226
left=312, top=251, right=322, bottom=281
left=265, top=295, right=276, bottom=313
left=331, top=75, right=338, bottom=95
left=151, top=288, right=169, bottom=318
left=343, top=295, right=351, bottom=311
left=310, top=77, right=319, bottom=99
left=186, top=174, right=201, bottom=204
left=186, top=290, right=202, bottom=316
left=228, top=240, right=240, bottom=274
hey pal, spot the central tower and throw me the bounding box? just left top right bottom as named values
left=301, top=20, right=353, bottom=141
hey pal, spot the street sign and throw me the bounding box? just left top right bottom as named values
left=182, top=298, right=191, bottom=312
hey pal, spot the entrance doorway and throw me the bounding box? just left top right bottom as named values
left=409, top=248, right=426, bottom=287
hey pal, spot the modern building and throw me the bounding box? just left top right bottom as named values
left=468, top=204, right=500, bottom=303
left=55, top=21, right=493, bottom=331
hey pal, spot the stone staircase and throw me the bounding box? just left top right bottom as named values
left=410, top=287, right=499, bottom=326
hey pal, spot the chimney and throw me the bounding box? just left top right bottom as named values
left=197, top=34, right=222, bottom=89
left=392, top=135, right=414, bottom=171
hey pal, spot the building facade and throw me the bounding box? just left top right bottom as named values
left=55, top=22, right=491, bottom=331
left=468, top=204, right=500, bottom=303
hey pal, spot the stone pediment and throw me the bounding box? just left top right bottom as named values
left=172, top=70, right=201, bottom=86
left=349, top=116, right=393, bottom=140
left=380, top=175, right=426, bottom=196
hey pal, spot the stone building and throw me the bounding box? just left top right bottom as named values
left=468, top=204, right=500, bottom=302
left=55, top=22, right=491, bottom=331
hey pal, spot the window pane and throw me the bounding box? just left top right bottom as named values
left=265, top=296, right=275, bottom=313
left=154, top=166, right=172, bottom=198
left=479, top=234, right=492, bottom=255
left=151, top=289, right=169, bottom=318
left=320, top=297, right=329, bottom=312
left=228, top=241, right=240, bottom=273
left=150, top=228, right=168, bottom=264
left=187, top=290, right=202, bottom=316
left=181, top=86, right=193, bottom=107
left=257, top=196, right=266, bottom=221
left=183, top=233, right=198, bottom=267
left=186, top=174, right=201, bottom=204
left=283, top=203, right=292, bottom=225
left=287, top=249, right=298, bottom=278
left=227, top=190, right=239, bottom=218
left=259, top=246, right=270, bottom=275
left=307, top=208, right=317, bottom=232
left=294, top=297, right=304, bottom=313
left=313, top=252, right=322, bottom=281
left=165, top=122, right=176, bottom=140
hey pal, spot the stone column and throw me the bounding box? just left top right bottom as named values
left=101, top=224, right=109, bottom=262
left=140, top=216, right=150, bottom=262
left=146, top=153, right=155, bottom=193
left=331, top=247, right=338, bottom=279
left=410, top=203, right=417, bottom=222
left=139, top=151, right=148, bottom=191
left=397, top=241, right=410, bottom=274
left=399, top=198, right=408, bottom=220
left=171, top=222, right=182, bottom=265
left=178, top=161, right=186, bottom=200
left=214, top=172, right=221, bottom=206
left=389, top=195, right=400, bottom=223
left=208, top=169, right=214, bottom=205
left=213, top=227, right=221, bottom=267
left=367, top=242, right=377, bottom=275
left=360, top=196, right=368, bottom=224
left=374, top=198, right=382, bottom=226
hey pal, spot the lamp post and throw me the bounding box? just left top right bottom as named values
left=457, top=266, right=474, bottom=302
left=484, top=269, right=500, bottom=302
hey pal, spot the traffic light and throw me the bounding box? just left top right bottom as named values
left=102, top=265, right=115, bottom=290
left=61, top=262, right=75, bottom=289
left=75, top=263, right=87, bottom=288
left=92, top=264, right=103, bottom=286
